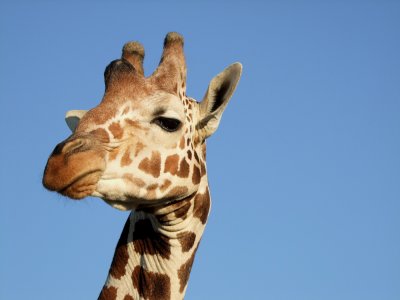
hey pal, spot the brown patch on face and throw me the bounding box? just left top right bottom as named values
left=122, top=106, right=130, bottom=115
left=121, top=149, right=132, bottom=167
left=179, top=136, right=185, bottom=149
left=165, top=186, right=188, bottom=199
left=146, top=190, right=156, bottom=199
left=125, top=118, right=143, bottom=129
left=164, top=154, right=179, bottom=175
left=87, top=104, right=117, bottom=127
left=90, top=128, right=110, bottom=143
left=160, top=179, right=172, bottom=192
left=177, top=245, right=199, bottom=293
left=98, top=285, right=117, bottom=300
left=108, top=148, right=119, bottom=161
left=138, top=151, right=161, bottom=178
left=108, top=217, right=130, bottom=280
left=177, top=231, right=196, bottom=253
left=187, top=150, right=192, bottom=160
left=193, top=188, right=211, bottom=224
left=123, top=295, right=134, bottom=300
left=147, top=183, right=158, bottom=190
left=177, top=158, right=190, bottom=178
left=123, top=174, right=146, bottom=187
left=134, top=142, right=145, bottom=157
left=131, top=266, right=171, bottom=300
left=109, top=122, right=123, bottom=139
left=132, top=219, right=171, bottom=259
left=192, top=165, right=201, bottom=185
left=146, top=183, right=158, bottom=199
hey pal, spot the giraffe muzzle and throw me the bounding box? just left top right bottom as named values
left=42, top=137, right=106, bottom=199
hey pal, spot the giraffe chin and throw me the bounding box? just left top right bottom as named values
left=58, top=170, right=103, bottom=200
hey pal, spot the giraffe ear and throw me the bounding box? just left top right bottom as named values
left=198, top=63, right=242, bottom=139
left=65, top=110, right=88, bottom=132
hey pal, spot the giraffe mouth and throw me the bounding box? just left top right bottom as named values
left=58, top=170, right=103, bottom=199
left=43, top=138, right=107, bottom=200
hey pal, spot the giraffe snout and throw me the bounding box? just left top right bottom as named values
left=43, top=136, right=106, bottom=199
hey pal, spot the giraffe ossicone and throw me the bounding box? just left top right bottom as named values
left=43, top=32, right=241, bottom=300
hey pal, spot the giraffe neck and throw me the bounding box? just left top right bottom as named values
left=98, top=181, right=211, bottom=300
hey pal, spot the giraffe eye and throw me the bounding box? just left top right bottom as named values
left=153, top=117, right=182, bottom=132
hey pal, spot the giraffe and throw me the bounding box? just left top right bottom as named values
left=42, top=32, right=241, bottom=300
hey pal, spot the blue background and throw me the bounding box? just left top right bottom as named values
left=1, top=1, right=399, bottom=299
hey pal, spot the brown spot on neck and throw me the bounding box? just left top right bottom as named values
left=192, top=165, right=201, bottom=184
left=148, top=195, right=192, bottom=223
left=193, top=151, right=200, bottom=164
left=177, top=244, right=199, bottom=293
left=107, top=217, right=130, bottom=280
left=132, top=219, right=171, bottom=259
left=177, top=231, right=196, bottom=253
left=131, top=266, right=171, bottom=300
left=193, top=188, right=211, bottom=224
left=164, top=186, right=188, bottom=199
left=173, top=198, right=192, bottom=219
left=200, top=159, right=206, bottom=177
left=98, top=285, right=118, bottom=300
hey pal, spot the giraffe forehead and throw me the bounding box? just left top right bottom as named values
left=114, top=92, right=192, bottom=125
left=77, top=92, right=194, bottom=133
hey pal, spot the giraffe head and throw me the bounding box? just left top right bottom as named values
left=43, top=32, right=241, bottom=210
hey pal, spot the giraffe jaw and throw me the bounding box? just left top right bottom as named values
left=91, top=176, right=195, bottom=211
left=101, top=199, right=138, bottom=211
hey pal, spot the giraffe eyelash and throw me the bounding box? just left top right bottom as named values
left=152, top=116, right=182, bottom=132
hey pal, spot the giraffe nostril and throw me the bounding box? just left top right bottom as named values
left=52, top=138, right=87, bottom=155
left=64, top=138, right=86, bottom=154
left=51, top=141, right=66, bottom=156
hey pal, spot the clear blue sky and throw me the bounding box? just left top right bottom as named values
left=1, top=1, right=399, bottom=299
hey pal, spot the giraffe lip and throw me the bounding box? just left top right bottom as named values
left=58, top=169, right=103, bottom=199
